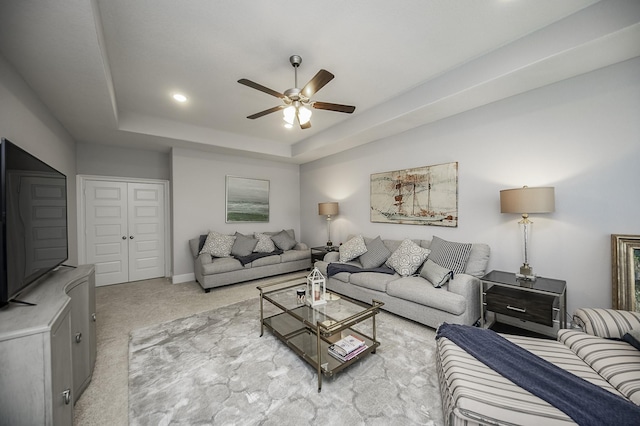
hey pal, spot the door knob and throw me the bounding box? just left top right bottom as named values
left=130, top=235, right=134, bottom=239
left=122, top=236, right=126, bottom=240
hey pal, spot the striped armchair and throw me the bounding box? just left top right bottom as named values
left=436, top=308, right=640, bottom=425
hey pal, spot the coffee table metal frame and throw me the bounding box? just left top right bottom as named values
left=257, top=278, right=383, bottom=391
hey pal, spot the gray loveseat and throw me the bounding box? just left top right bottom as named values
left=314, top=235, right=490, bottom=329
left=189, top=229, right=311, bottom=292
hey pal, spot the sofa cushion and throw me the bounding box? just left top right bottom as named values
left=349, top=272, right=399, bottom=292
left=428, top=236, right=472, bottom=274
left=250, top=254, right=281, bottom=267
left=558, top=329, right=640, bottom=405
left=340, top=235, right=368, bottom=262
left=385, top=239, right=430, bottom=277
left=254, top=233, right=276, bottom=253
left=271, top=229, right=297, bottom=251
left=419, top=259, right=454, bottom=288
left=464, top=243, right=491, bottom=277
left=231, top=232, right=258, bottom=257
left=202, top=257, right=244, bottom=274
left=359, top=236, right=392, bottom=268
left=200, top=231, right=236, bottom=257
left=387, top=276, right=466, bottom=315
left=280, top=249, right=309, bottom=262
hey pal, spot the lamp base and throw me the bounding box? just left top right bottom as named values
left=326, top=241, right=333, bottom=247
left=516, top=264, right=536, bottom=281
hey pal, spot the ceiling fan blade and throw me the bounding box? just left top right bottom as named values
left=312, top=102, right=356, bottom=114
left=247, top=105, right=285, bottom=119
left=238, top=78, right=285, bottom=99
left=301, top=69, right=334, bottom=98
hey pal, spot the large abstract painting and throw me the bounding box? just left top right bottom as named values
left=370, top=162, right=458, bottom=227
left=225, top=176, right=269, bottom=223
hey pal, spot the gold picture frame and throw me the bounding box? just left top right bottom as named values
left=611, top=234, right=640, bottom=311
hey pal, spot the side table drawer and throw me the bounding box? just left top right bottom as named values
left=485, top=286, right=556, bottom=326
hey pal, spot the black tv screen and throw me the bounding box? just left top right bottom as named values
left=0, top=138, right=68, bottom=307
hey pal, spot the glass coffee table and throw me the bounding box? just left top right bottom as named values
left=257, top=278, right=383, bottom=392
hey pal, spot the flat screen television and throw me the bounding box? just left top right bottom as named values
left=0, top=138, right=68, bottom=308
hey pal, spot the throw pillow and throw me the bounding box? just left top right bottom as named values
left=419, top=259, right=454, bottom=288
left=385, top=239, right=430, bottom=277
left=428, top=236, right=472, bottom=274
left=197, top=234, right=208, bottom=252
left=359, top=236, right=391, bottom=268
left=623, top=329, right=640, bottom=350
left=339, top=235, right=368, bottom=262
left=231, top=232, right=258, bottom=257
left=253, top=233, right=276, bottom=253
left=271, top=229, right=297, bottom=251
left=199, top=231, right=236, bottom=258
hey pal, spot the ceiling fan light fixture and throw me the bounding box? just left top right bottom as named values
left=283, top=105, right=296, bottom=125
left=298, top=106, right=312, bottom=125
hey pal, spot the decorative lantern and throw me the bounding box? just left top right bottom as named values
left=306, top=267, right=327, bottom=306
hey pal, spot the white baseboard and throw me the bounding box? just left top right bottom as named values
left=172, top=273, right=195, bottom=284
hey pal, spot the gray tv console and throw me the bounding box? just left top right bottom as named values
left=0, top=264, right=96, bottom=425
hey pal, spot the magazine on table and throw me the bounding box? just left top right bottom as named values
left=328, top=343, right=368, bottom=362
left=328, top=334, right=366, bottom=357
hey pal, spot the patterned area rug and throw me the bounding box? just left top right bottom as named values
left=129, top=297, right=443, bottom=425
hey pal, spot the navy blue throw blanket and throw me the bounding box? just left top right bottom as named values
left=233, top=249, right=283, bottom=266
left=436, top=323, right=640, bottom=426
left=327, top=263, right=396, bottom=277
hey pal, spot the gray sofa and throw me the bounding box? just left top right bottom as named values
left=189, top=229, right=311, bottom=292
left=314, top=235, right=490, bottom=329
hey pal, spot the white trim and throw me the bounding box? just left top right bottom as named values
left=77, top=174, right=172, bottom=279
left=172, top=273, right=195, bottom=284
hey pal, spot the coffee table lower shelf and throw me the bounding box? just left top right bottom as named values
left=262, top=311, right=379, bottom=391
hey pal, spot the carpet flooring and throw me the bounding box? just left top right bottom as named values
left=129, top=297, right=444, bottom=425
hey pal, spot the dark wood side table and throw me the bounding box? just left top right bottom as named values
left=310, top=246, right=339, bottom=264
left=480, top=270, right=566, bottom=337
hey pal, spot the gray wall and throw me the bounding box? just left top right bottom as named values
left=0, top=54, right=78, bottom=264
left=300, top=57, right=640, bottom=315
left=171, top=148, right=301, bottom=281
left=76, top=142, right=170, bottom=181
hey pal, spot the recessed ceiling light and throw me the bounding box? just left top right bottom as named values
left=172, top=93, right=187, bottom=103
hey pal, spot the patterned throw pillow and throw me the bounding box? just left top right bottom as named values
left=270, top=230, right=297, bottom=251
left=254, top=233, right=276, bottom=253
left=339, top=235, right=368, bottom=262
left=359, top=236, right=391, bottom=268
left=385, top=239, right=430, bottom=277
left=199, top=231, right=236, bottom=258
left=231, top=232, right=258, bottom=257
left=428, top=236, right=472, bottom=274
left=419, top=259, right=454, bottom=288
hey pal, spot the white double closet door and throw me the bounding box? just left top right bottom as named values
left=82, top=179, right=167, bottom=286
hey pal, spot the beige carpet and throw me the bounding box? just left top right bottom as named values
left=73, top=272, right=307, bottom=425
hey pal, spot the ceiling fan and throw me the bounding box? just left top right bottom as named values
left=238, top=55, right=356, bottom=129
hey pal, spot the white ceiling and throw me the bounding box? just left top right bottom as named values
left=1, top=0, right=639, bottom=163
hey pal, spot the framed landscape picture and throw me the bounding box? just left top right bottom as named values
left=370, top=162, right=458, bottom=227
left=225, top=176, right=269, bottom=223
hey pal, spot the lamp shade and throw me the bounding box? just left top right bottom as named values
left=500, top=186, right=555, bottom=214
left=318, top=202, right=339, bottom=216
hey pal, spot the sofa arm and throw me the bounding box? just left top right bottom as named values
left=324, top=251, right=340, bottom=262
left=197, top=253, right=212, bottom=265
left=295, top=242, right=309, bottom=250
left=573, top=308, right=640, bottom=339
left=447, top=274, right=481, bottom=322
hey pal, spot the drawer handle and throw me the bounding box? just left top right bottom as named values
left=62, top=389, right=71, bottom=405
left=507, top=305, right=526, bottom=313
left=75, top=332, right=82, bottom=343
